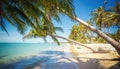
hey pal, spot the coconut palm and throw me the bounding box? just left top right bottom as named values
left=90, top=6, right=108, bottom=43
left=91, top=1, right=120, bottom=30
left=23, top=16, right=64, bottom=45
left=73, top=16, right=120, bottom=55
left=23, top=26, right=62, bottom=45
left=23, top=22, right=96, bottom=52
left=90, top=7, right=105, bottom=30
left=102, top=1, right=120, bottom=42
left=86, top=0, right=120, bottom=54
left=0, top=0, right=75, bottom=34
left=103, top=1, right=120, bottom=28
left=0, top=0, right=41, bottom=34
left=69, top=24, right=93, bottom=43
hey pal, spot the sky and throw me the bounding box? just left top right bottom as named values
left=0, top=0, right=118, bottom=43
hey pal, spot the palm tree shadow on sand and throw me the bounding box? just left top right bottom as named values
left=75, top=58, right=105, bottom=69
left=26, top=50, right=106, bottom=69
left=0, top=50, right=119, bottom=69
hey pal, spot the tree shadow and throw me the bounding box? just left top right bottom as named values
left=0, top=50, right=69, bottom=69
left=76, top=58, right=105, bottom=69
left=35, top=51, right=106, bottom=69
left=39, top=50, right=66, bottom=55
left=0, top=56, right=50, bottom=69
left=1, top=50, right=117, bottom=69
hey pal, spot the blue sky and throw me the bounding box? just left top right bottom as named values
left=0, top=0, right=117, bottom=43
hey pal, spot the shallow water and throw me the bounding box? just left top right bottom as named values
left=0, top=43, right=67, bottom=64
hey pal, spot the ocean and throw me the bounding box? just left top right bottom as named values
left=0, top=43, right=67, bottom=64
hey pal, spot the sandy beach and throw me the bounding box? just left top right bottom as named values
left=69, top=43, right=120, bottom=69
left=25, top=43, right=120, bottom=69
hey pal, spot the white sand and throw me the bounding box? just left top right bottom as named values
left=69, top=43, right=120, bottom=69
left=26, top=43, right=120, bottom=69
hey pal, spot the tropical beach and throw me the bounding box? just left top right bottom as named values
left=0, top=43, right=119, bottom=69
left=0, top=0, right=120, bottom=69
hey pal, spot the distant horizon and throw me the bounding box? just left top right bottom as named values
left=0, top=41, right=68, bottom=43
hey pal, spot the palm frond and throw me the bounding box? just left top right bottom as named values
left=0, top=16, right=9, bottom=35
left=54, top=27, right=64, bottom=33
left=51, top=35, right=60, bottom=45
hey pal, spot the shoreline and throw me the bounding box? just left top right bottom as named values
left=0, top=43, right=120, bottom=69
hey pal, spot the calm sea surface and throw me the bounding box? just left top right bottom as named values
left=0, top=43, right=66, bottom=63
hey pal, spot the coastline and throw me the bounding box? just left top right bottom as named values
left=0, top=43, right=120, bottom=69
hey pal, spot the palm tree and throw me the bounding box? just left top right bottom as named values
left=103, top=1, right=120, bottom=28
left=91, top=0, right=120, bottom=31
left=23, top=17, right=64, bottom=45
left=99, top=1, right=120, bottom=42
left=84, top=0, right=120, bottom=54
left=69, top=24, right=93, bottom=43
left=59, top=1, right=120, bottom=54
left=0, top=0, right=54, bottom=35
left=0, top=0, right=75, bottom=34
left=23, top=22, right=96, bottom=52
left=0, top=0, right=120, bottom=54
left=73, top=16, right=120, bottom=54
left=90, top=7, right=105, bottom=30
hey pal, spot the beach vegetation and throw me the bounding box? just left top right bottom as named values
left=69, top=0, right=120, bottom=45
left=69, top=24, right=107, bottom=43
left=23, top=20, right=64, bottom=45
left=69, top=24, right=93, bottom=43
left=90, top=0, right=120, bottom=42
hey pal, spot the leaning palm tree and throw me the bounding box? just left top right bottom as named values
left=52, top=0, right=120, bottom=54
left=91, top=0, right=120, bottom=30
left=0, top=0, right=120, bottom=54
left=23, top=19, right=63, bottom=45
left=83, top=1, right=120, bottom=54
left=73, top=13, right=120, bottom=55
left=23, top=22, right=96, bottom=52
left=101, top=1, right=120, bottom=42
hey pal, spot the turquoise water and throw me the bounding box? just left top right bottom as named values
left=0, top=43, right=66, bottom=63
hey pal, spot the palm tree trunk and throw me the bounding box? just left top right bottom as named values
left=74, top=17, right=120, bottom=55
left=51, top=35, right=97, bottom=53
